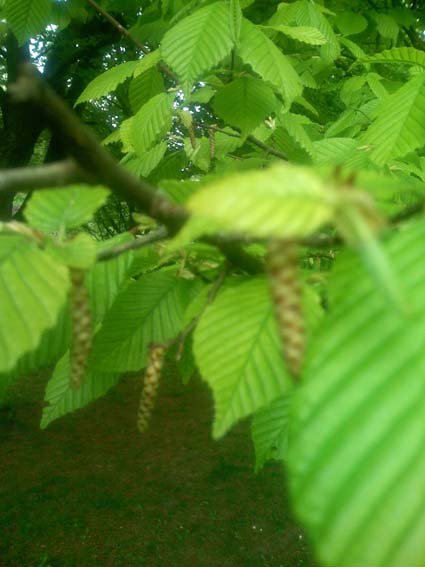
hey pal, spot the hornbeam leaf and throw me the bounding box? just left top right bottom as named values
left=90, top=270, right=196, bottom=372
left=169, top=162, right=335, bottom=247
left=239, top=18, right=302, bottom=107
left=251, top=392, right=294, bottom=472
left=0, top=237, right=69, bottom=373
left=131, top=93, right=174, bottom=154
left=24, top=185, right=110, bottom=233
left=5, top=0, right=51, bottom=44
left=288, top=217, right=425, bottom=567
left=160, top=2, right=234, bottom=84
left=41, top=353, right=120, bottom=429
left=263, top=24, right=327, bottom=46
left=362, top=73, right=425, bottom=165
left=361, top=47, right=425, bottom=68
left=213, top=77, right=276, bottom=136
left=75, top=61, right=140, bottom=106
left=194, top=277, right=290, bottom=439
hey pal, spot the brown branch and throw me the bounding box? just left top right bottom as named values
left=85, top=0, right=178, bottom=82
left=97, top=226, right=168, bottom=261
left=0, top=159, right=90, bottom=195
left=9, top=64, right=186, bottom=234
left=8, top=64, right=262, bottom=274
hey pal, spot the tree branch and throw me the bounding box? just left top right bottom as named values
left=8, top=64, right=262, bottom=274
left=97, top=226, right=168, bottom=261
left=85, top=0, right=178, bottom=82
left=0, top=159, right=91, bottom=195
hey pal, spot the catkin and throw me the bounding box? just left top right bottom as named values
left=69, top=269, right=92, bottom=390
left=137, top=345, right=166, bottom=433
left=267, top=240, right=305, bottom=380
left=188, top=123, right=196, bottom=150
left=209, top=127, right=216, bottom=161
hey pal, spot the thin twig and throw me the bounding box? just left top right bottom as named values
left=85, top=0, right=178, bottom=82
left=97, top=226, right=168, bottom=261
left=194, top=121, right=288, bottom=161
left=176, top=266, right=228, bottom=360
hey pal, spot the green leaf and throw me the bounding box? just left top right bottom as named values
left=214, top=76, right=276, bottom=136
left=75, top=61, right=139, bottom=106
left=40, top=353, right=120, bottom=429
left=229, top=0, right=242, bottom=45
left=251, top=392, right=293, bottom=472
left=282, top=112, right=316, bottom=158
left=129, top=67, right=165, bottom=113
left=160, top=2, right=234, bottom=84
left=264, top=24, right=327, bottom=45
left=184, top=137, right=211, bottom=173
left=374, top=13, right=399, bottom=41
left=121, top=142, right=167, bottom=177
left=0, top=237, right=69, bottom=373
left=239, top=18, right=302, bottom=107
left=131, top=93, right=174, bottom=154
left=24, top=185, right=110, bottom=233
left=170, top=162, right=335, bottom=247
left=87, top=233, right=135, bottom=325
left=133, top=50, right=161, bottom=77
left=292, top=0, right=340, bottom=63
left=5, top=0, right=51, bottom=44
left=362, top=73, right=425, bottom=165
left=334, top=11, right=367, bottom=36
left=46, top=233, right=97, bottom=269
left=90, top=270, right=196, bottom=372
left=288, top=217, right=425, bottom=567
left=361, top=47, right=425, bottom=68
left=193, top=277, right=291, bottom=438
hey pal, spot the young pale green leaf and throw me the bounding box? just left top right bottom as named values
left=131, top=92, right=174, bottom=155
left=229, top=0, right=242, bottom=45
left=251, top=392, right=294, bottom=472
left=5, top=0, right=51, bottom=44
left=264, top=24, right=327, bottom=45
left=90, top=270, right=197, bottom=372
left=24, top=185, right=110, bottom=233
left=184, top=137, right=211, bottom=172
left=361, top=47, right=425, bottom=68
left=288, top=216, right=425, bottom=567
left=0, top=237, right=69, bottom=373
left=239, top=18, right=302, bottom=107
left=160, top=2, right=233, bottom=84
left=362, top=73, right=425, bottom=165
left=169, top=162, right=335, bottom=247
left=75, top=61, right=139, bottom=106
left=213, top=76, right=276, bottom=136
left=193, top=277, right=291, bottom=439
left=40, top=353, right=120, bottom=429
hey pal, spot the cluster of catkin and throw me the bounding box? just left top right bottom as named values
left=267, top=240, right=305, bottom=380
left=69, top=269, right=92, bottom=390
left=137, top=345, right=166, bottom=433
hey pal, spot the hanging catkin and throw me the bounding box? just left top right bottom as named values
left=137, top=345, right=166, bottom=433
left=188, top=123, right=196, bottom=150
left=69, top=269, right=92, bottom=390
left=209, top=127, right=216, bottom=161
left=267, top=240, right=305, bottom=380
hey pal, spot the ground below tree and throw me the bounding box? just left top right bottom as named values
left=1, top=369, right=316, bottom=567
